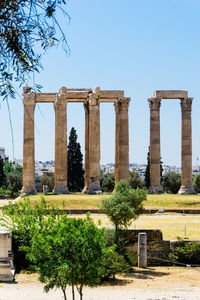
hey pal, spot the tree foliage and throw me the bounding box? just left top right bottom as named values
left=100, top=180, right=146, bottom=243
left=162, top=172, right=181, bottom=194
left=193, top=174, right=200, bottom=193
left=67, top=127, right=84, bottom=192
left=0, top=0, right=70, bottom=99
left=101, top=173, right=115, bottom=192
left=0, top=198, right=128, bottom=300
left=7, top=171, right=22, bottom=196
left=129, top=171, right=144, bottom=189
left=40, top=174, right=54, bottom=192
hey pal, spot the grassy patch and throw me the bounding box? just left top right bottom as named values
left=19, top=193, right=110, bottom=209
left=18, top=193, right=200, bottom=210
left=81, top=213, right=200, bottom=240
left=146, top=194, right=200, bottom=209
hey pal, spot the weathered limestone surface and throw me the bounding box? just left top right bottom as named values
left=82, top=101, right=89, bottom=193
left=21, top=87, right=37, bottom=195
left=149, top=91, right=194, bottom=195
left=0, top=231, right=14, bottom=282
left=22, top=86, right=131, bottom=194
left=178, top=98, right=195, bottom=194
left=87, top=89, right=102, bottom=194
left=53, top=87, right=69, bottom=194
left=115, top=98, right=130, bottom=185
left=148, top=98, right=162, bottom=194
left=154, top=90, right=188, bottom=99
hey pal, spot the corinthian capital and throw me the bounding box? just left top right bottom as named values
left=180, top=98, right=193, bottom=112
left=115, top=97, right=130, bottom=113
left=148, top=98, right=161, bottom=110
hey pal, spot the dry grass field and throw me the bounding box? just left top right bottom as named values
left=70, top=213, right=200, bottom=240
left=16, top=193, right=200, bottom=210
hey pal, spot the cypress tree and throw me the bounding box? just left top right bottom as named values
left=144, top=147, right=163, bottom=188
left=67, top=127, right=84, bottom=192
left=144, top=147, right=150, bottom=188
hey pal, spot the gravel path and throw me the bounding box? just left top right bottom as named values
left=0, top=267, right=200, bottom=300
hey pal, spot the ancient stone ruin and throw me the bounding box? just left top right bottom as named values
left=148, top=90, right=195, bottom=195
left=21, top=86, right=130, bottom=195
left=0, top=230, right=14, bottom=281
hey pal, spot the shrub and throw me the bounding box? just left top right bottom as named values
left=193, top=174, right=200, bottom=193
left=170, top=240, right=200, bottom=264
left=162, top=172, right=181, bottom=194
left=129, top=171, right=144, bottom=189
left=101, top=173, right=115, bottom=192
left=40, top=174, right=54, bottom=192
left=7, top=171, right=22, bottom=196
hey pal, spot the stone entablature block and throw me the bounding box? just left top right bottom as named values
left=154, top=90, right=188, bottom=99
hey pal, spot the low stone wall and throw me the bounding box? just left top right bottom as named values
left=120, top=229, right=171, bottom=265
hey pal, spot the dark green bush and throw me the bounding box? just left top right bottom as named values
left=170, top=240, right=200, bottom=264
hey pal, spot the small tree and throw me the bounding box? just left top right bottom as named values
left=1, top=199, right=121, bottom=300
left=193, top=174, right=200, bottom=193
left=3, top=160, right=14, bottom=179
left=7, top=172, right=22, bottom=196
left=144, top=147, right=163, bottom=188
left=40, top=174, right=54, bottom=192
left=129, top=171, right=144, bottom=189
left=162, top=172, right=181, bottom=194
left=101, top=173, right=115, bottom=192
left=67, top=127, right=84, bottom=192
left=100, top=180, right=146, bottom=243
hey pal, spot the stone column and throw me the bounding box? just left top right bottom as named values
left=178, top=98, right=195, bottom=194
left=82, top=100, right=89, bottom=193
left=114, top=98, right=130, bottom=185
left=53, top=87, right=69, bottom=194
left=148, top=98, right=162, bottom=194
left=21, top=87, right=36, bottom=195
left=87, top=89, right=101, bottom=194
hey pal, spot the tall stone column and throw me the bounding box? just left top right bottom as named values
left=21, top=87, right=37, bottom=195
left=53, top=87, right=69, bottom=194
left=148, top=98, right=162, bottom=194
left=82, top=100, right=89, bottom=193
left=178, top=98, right=195, bottom=194
left=114, top=98, right=130, bottom=186
left=87, top=90, right=101, bottom=194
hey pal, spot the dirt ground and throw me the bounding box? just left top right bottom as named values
left=0, top=267, right=200, bottom=300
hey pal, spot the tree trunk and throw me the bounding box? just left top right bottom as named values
left=62, top=288, right=67, bottom=300
left=72, top=282, right=75, bottom=300
left=79, top=285, right=83, bottom=300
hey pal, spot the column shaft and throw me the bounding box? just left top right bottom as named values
left=53, top=88, right=68, bottom=194
left=148, top=98, right=162, bottom=194
left=82, top=101, right=89, bottom=193
left=87, top=93, right=101, bottom=194
left=115, top=98, right=130, bottom=186
left=21, top=87, right=36, bottom=195
left=178, top=98, right=195, bottom=194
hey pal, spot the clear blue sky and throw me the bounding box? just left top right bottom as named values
left=1, top=0, right=200, bottom=167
